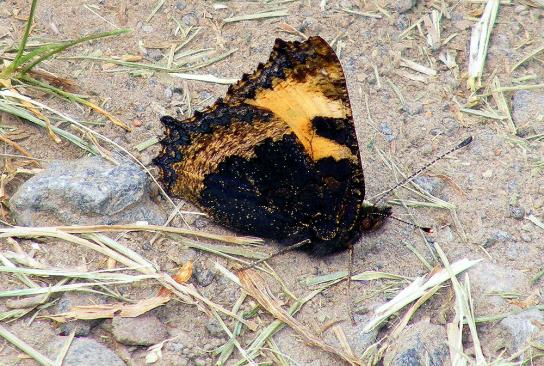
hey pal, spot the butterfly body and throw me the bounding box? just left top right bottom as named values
left=154, top=36, right=391, bottom=256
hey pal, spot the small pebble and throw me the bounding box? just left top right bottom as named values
left=403, top=102, right=424, bottom=116
left=164, top=88, right=173, bottom=100
left=132, top=119, right=143, bottom=128
left=396, top=0, right=417, bottom=14
left=145, top=49, right=163, bottom=62
left=195, top=267, right=216, bottom=287
left=194, top=358, right=207, bottom=366
left=482, top=169, right=493, bottom=178
left=509, top=206, right=525, bottom=220
left=421, top=144, right=433, bottom=156
left=300, top=17, right=321, bottom=33
left=206, top=317, right=223, bottom=337
left=482, top=230, right=512, bottom=248
left=142, top=25, right=154, bottom=33
left=379, top=122, right=394, bottom=142
left=112, top=314, right=168, bottom=346
left=395, top=14, right=410, bottom=30
left=175, top=1, right=187, bottom=11
left=193, top=218, right=209, bottom=229
left=182, top=13, right=198, bottom=26
left=412, top=176, right=444, bottom=196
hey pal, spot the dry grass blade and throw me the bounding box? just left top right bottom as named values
left=0, top=227, right=151, bottom=272
left=238, top=269, right=362, bottom=365
left=400, top=58, right=437, bottom=76
left=0, top=97, right=98, bottom=153
left=223, top=9, right=289, bottom=23
left=390, top=284, right=441, bottom=338
left=172, top=73, right=238, bottom=85
left=491, top=76, right=516, bottom=134
left=53, top=331, right=74, bottom=366
left=363, top=258, right=481, bottom=332
left=460, top=106, right=505, bottom=120
left=339, top=8, right=381, bottom=19
left=424, top=10, right=442, bottom=50
left=47, top=263, right=192, bottom=321
left=527, top=214, right=544, bottom=230
left=46, top=223, right=263, bottom=245
left=159, top=275, right=258, bottom=330
left=435, top=244, right=485, bottom=364
left=0, top=266, right=159, bottom=282
left=512, top=45, right=544, bottom=71
left=468, top=0, right=500, bottom=91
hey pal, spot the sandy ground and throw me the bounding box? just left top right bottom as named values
left=1, top=0, right=543, bottom=365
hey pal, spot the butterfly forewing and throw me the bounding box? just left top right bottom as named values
left=154, top=36, right=368, bottom=255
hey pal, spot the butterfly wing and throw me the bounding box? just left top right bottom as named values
left=154, top=37, right=366, bottom=255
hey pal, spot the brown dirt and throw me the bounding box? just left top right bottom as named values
left=1, top=0, right=543, bottom=365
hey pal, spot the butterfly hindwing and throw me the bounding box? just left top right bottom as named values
left=154, top=36, right=367, bottom=255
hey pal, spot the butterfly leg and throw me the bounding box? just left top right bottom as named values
left=347, top=244, right=356, bottom=325
left=237, top=239, right=312, bottom=272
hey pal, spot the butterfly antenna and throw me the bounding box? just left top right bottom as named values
left=369, top=211, right=432, bottom=232
left=372, top=136, right=473, bottom=204
left=390, top=214, right=432, bottom=233
left=237, top=239, right=311, bottom=272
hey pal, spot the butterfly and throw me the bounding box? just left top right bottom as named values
left=154, top=36, right=392, bottom=256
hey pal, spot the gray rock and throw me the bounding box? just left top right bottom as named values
left=112, top=314, right=168, bottom=346
left=396, top=0, right=417, bottom=13
left=413, top=176, right=445, bottom=196
left=384, top=318, right=449, bottom=366
left=142, top=24, right=154, bottom=33
left=56, top=293, right=104, bottom=337
left=47, top=337, right=125, bottom=366
left=483, top=230, right=512, bottom=248
left=484, top=309, right=544, bottom=359
left=10, top=156, right=165, bottom=226
left=468, top=262, right=530, bottom=313
left=512, top=91, right=544, bottom=134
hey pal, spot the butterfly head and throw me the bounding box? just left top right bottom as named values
left=360, top=204, right=392, bottom=232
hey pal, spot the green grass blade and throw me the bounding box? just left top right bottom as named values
left=19, top=29, right=130, bottom=75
